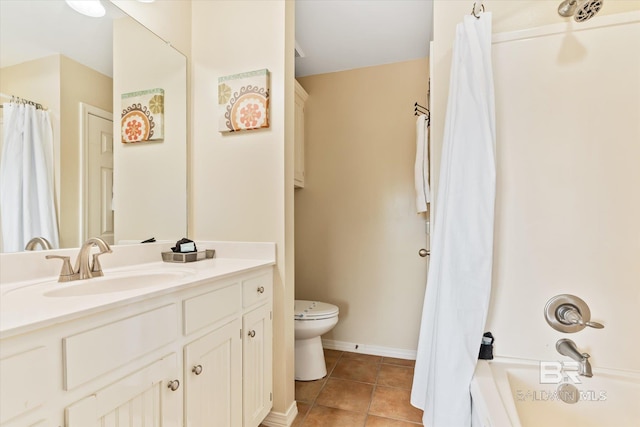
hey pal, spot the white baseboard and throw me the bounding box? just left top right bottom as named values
left=322, top=339, right=417, bottom=360
left=262, top=401, right=298, bottom=427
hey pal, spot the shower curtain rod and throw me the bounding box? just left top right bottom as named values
left=0, top=92, right=46, bottom=110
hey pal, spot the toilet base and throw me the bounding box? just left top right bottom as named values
left=295, top=336, right=327, bottom=381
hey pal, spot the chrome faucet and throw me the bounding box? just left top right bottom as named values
left=556, top=338, right=593, bottom=377
left=46, top=237, right=112, bottom=282
left=75, top=237, right=112, bottom=279
left=25, top=237, right=53, bottom=251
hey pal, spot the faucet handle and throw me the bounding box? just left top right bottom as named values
left=91, top=253, right=106, bottom=277
left=583, top=320, right=604, bottom=329
left=560, top=306, right=605, bottom=329
left=45, top=255, right=76, bottom=282
left=545, top=295, right=605, bottom=332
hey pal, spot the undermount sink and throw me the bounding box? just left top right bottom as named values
left=43, top=269, right=194, bottom=298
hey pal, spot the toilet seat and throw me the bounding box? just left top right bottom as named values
left=294, top=300, right=339, bottom=320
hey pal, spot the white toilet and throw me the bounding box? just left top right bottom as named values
left=294, top=300, right=339, bottom=381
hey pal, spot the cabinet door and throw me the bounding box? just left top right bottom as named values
left=184, top=319, right=242, bottom=427
left=65, top=353, right=181, bottom=427
left=294, top=81, right=308, bottom=188
left=242, top=304, right=273, bottom=427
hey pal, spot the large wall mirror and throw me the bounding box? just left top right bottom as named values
left=0, top=0, right=187, bottom=252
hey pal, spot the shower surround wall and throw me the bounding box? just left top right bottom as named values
left=431, top=1, right=640, bottom=372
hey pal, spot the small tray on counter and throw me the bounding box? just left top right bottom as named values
left=161, top=249, right=216, bottom=263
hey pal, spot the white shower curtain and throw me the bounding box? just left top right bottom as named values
left=411, top=12, right=495, bottom=427
left=0, top=103, right=59, bottom=252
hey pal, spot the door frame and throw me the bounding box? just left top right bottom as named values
left=79, top=103, right=113, bottom=243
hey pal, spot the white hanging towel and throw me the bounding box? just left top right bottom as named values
left=411, top=12, right=496, bottom=427
left=415, top=114, right=430, bottom=213
left=0, top=103, right=59, bottom=252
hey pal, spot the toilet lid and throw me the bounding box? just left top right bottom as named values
left=294, top=300, right=339, bottom=320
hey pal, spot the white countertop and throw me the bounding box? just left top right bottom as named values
left=0, top=241, right=275, bottom=339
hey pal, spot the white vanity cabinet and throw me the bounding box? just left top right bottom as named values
left=0, top=265, right=273, bottom=427
left=294, top=80, right=309, bottom=188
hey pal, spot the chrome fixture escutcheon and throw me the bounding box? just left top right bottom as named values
left=544, top=294, right=604, bottom=333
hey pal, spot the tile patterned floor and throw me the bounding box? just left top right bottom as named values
left=285, top=349, right=424, bottom=427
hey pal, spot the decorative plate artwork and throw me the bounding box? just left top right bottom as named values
left=121, top=88, right=164, bottom=143
left=218, top=69, right=270, bottom=132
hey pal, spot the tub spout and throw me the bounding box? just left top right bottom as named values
left=556, top=338, right=593, bottom=377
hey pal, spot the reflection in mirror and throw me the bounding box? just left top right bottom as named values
left=113, top=16, right=187, bottom=245
left=0, top=0, right=187, bottom=252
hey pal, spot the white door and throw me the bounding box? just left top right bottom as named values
left=87, top=112, right=114, bottom=244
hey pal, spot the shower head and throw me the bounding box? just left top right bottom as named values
left=574, top=0, right=603, bottom=22
left=557, top=0, right=604, bottom=22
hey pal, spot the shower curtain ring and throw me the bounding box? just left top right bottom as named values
left=471, top=2, right=485, bottom=19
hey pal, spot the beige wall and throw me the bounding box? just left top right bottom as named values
left=113, top=16, right=188, bottom=244
left=296, top=58, right=430, bottom=354
left=59, top=56, right=112, bottom=248
left=0, top=55, right=112, bottom=248
left=190, top=0, right=296, bottom=419
left=432, top=1, right=640, bottom=371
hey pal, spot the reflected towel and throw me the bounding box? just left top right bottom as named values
left=415, top=114, right=430, bottom=213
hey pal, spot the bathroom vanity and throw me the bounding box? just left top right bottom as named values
left=0, top=242, right=274, bottom=427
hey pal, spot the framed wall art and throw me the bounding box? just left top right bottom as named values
left=218, top=69, right=270, bottom=133
left=121, top=88, right=164, bottom=143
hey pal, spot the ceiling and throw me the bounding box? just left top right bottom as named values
left=0, top=0, right=123, bottom=77
left=0, top=0, right=434, bottom=79
left=295, top=0, right=434, bottom=77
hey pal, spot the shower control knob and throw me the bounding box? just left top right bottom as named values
left=418, top=248, right=430, bottom=257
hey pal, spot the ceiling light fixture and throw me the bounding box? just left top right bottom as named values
left=65, top=0, right=106, bottom=18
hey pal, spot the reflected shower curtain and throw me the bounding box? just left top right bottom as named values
left=411, top=12, right=495, bottom=427
left=0, top=103, right=59, bottom=252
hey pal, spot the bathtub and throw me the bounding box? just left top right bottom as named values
left=470, top=357, right=640, bottom=427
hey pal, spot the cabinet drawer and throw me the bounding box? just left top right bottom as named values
left=242, top=272, right=272, bottom=308
left=183, top=283, right=241, bottom=335
left=0, top=346, right=52, bottom=423
left=63, top=304, right=178, bottom=390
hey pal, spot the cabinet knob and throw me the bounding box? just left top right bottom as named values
left=192, top=365, right=203, bottom=375
left=418, top=248, right=430, bottom=257
left=248, top=330, right=256, bottom=338
left=167, top=379, right=180, bottom=391
left=257, top=286, right=265, bottom=294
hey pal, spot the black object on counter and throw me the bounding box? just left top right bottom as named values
left=141, top=237, right=156, bottom=243
left=171, top=238, right=197, bottom=253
